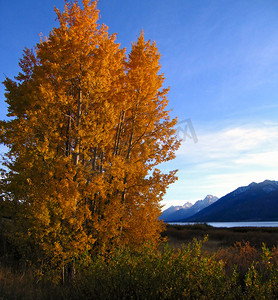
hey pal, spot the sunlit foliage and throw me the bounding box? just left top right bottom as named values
left=0, top=0, right=179, bottom=280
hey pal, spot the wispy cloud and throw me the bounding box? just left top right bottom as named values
left=162, top=122, right=278, bottom=208
left=178, top=123, right=278, bottom=162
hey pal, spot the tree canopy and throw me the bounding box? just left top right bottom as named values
left=0, top=0, right=180, bottom=280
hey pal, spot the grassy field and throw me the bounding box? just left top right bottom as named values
left=163, top=223, right=278, bottom=251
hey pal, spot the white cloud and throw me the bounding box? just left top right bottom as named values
left=177, top=122, right=278, bottom=163
left=234, top=151, right=278, bottom=167
left=162, top=122, right=278, bottom=208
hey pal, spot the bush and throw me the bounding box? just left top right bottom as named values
left=3, top=237, right=278, bottom=299
left=73, top=238, right=228, bottom=299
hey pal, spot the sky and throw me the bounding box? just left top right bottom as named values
left=1, top=0, right=278, bottom=209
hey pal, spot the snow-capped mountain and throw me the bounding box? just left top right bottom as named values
left=160, top=195, right=218, bottom=222
left=192, top=195, right=219, bottom=213
left=186, top=180, right=278, bottom=222
left=160, top=202, right=192, bottom=221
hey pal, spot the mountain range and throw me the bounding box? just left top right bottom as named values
left=185, top=180, right=278, bottom=222
left=160, top=195, right=218, bottom=221
left=161, top=180, right=278, bottom=222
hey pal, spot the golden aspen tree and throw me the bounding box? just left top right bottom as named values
left=0, top=0, right=180, bottom=280
left=114, top=32, right=180, bottom=247
left=1, top=0, right=124, bottom=279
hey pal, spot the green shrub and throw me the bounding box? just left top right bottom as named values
left=73, top=238, right=228, bottom=299
left=3, top=237, right=278, bottom=299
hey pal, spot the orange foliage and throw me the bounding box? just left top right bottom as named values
left=216, top=241, right=260, bottom=277
left=0, top=0, right=179, bottom=277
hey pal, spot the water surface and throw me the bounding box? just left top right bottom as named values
left=169, top=221, right=278, bottom=228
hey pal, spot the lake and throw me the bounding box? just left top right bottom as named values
left=168, top=221, right=278, bottom=228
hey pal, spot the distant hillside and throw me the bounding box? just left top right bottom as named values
left=185, top=180, right=278, bottom=222
left=160, top=195, right=218, bottom=222
left=160, top=202, right=192, bottom=221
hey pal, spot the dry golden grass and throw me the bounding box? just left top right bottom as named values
left=163, top=224, right=278, bottom=251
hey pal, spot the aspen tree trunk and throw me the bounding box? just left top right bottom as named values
left=62, top=260, right=65, bottom=285
left=73, top=86, right=82, bottom=214
left=69, top=86, right=82, bottom=281
left=74, top=87, right=82, bottom=166
left=66, top=109, right=72, bottom=157
left=99, top=150, right=103, bottom=173
left=121, top=96, right=139, bottom=202
left=92, top=147, right=97, bottom=170
left=121, top=124, right=133, bottom=203
left=90, top=147, right=97, bottom=213
left=114, top=110, right=125, bottom=156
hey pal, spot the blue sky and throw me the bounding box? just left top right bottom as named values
left=1, top=0, right=278, bottom=209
